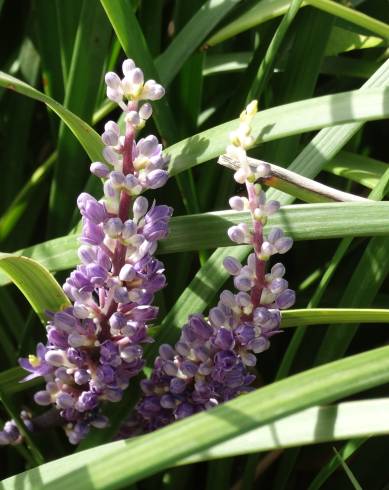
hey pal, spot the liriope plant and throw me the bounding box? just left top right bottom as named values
left=0, top=1, right=388, bottom=488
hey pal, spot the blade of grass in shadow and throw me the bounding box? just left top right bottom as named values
left=0, top=152, right=56, bottom=241
left=308, top=439, right=365, bottom=490
left=155, top=0, right=239, bottom=86
left=262, top=8, right=333, bottom=165
left=55, top=0, right=82, bottom=85
left=247, top=0, right=303, bottom=102
left=48, top=1, right=111, bottom=236
left=207, top=0, right=389, bottom=46
left=0, top=72, right=103, bottom=161
left=32, top=0, right=64, bottom=103
left=332, top=447, right=362, bottom=490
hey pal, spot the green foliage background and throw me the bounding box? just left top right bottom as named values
left=0, top=0, right=389, bottom=488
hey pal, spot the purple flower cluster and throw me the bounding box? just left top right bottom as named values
left=0, top=412, right=32, bottom=446
left=18, top=60, right=171, bottom=444
left=123, top=101, right=295, bottom=432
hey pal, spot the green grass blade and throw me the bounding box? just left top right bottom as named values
left=268, top=57, right=389, bottom=203
left=0, top=72, right=103, bottom=162
left=247, top=0, right=303, bottom=101
left=4, top=345, right=389, bottom=488
left=100, top=0, right=177, bottom=144
left=207, top=0, right=291, bottom=46
left=4, top=201, right=389, bottom=284
left=308, top=439, right=365, bottom=490
left=155, top=0, right=239, bottom=86
left=332, top=447, right=363, bottom=490
left=181, top=399, right=389, bottom=462
left=48, top=1, right=111, bottom=235
left=325, top=150, right=388, bottom=190
left=281, top=308, right=389, bottom=327
left=0, top=152, right=56, bottom=241
left=33, top=0, right=64, bottom=103
left=325, top=25, right=384, bottom=57
left=167, top=86, right=389, bottom=177
left=55, top=0, right=82, bottom=85
left=207, top=0, right=389, bottom=46
left=0, top=254, right=70, bottom=323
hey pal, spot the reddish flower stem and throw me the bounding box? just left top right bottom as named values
left=246, top=182, right=265, bottom=308
left=101, top=122, right=135, bottom=335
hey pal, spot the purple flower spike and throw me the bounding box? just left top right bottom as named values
left=16, top=59, right=172, bottom=446
left=125, top=100, right=295, bottom=436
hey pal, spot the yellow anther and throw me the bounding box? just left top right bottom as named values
left=28, top=355, right=41, bottom=367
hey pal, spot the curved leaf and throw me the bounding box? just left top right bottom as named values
left=0, top=72, right=103, bottom=162
left=0, top=254, right=70, bottom=322
left=3, top=345, right=389, bottom=489
left=2, top=201, right=389, bottom=286
left=166, top=87, right=389, bottom=176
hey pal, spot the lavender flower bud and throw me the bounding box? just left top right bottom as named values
left=105, top=72, right=121, bottom=89
left=119, top=264, right=136, bottom=282
left=275, top=237, right=293, bottom=254
left=104, top=121, right=120, bottom=135
left=103, top=217, right=123, bottom=238
left=133, top=196, right=148, bottom=221
left=209, top=307, right=226, bottom=328
left=223, top=256, right=242, bottom=275
left=139, top=103, right=152, bottom=120
left=102, top=130, right=119, bottom=146
left=90, top=162, right=110, bottom=178
left=126, top=111, right=140, bottom=126
left=109, top=171, right=125, bottom=188
left=276, top=289, right=296, bottom=309
left=103, top=147, right=119, bottom=165
left=271, top=263, right=285, bottom=278
left=122, top=58, right=135, bottom=75
left=146, top=169, right=169, bottom=189
left=142, top=80, right=165, bottom=100
left=229, top=196, right=245, bottom=211
left=264, top=200, right=280, bottom=216
left=159, top=344, right=175, bottom=360
left=268, top=227, right=284, bottom=243
left=34, top=390, right=52, bottom=406
left=228, top=224, right=248, bottom=244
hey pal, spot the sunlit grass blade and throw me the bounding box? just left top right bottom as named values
left=281, top=308, right=389, bottom=327
left=268, top=58, right=389, bottom=203
left=181, top=399, right=389, bottom=463
left=167, top=87, right=389, bottom=176
left=4, top=345, right=389, bottom=488
left=3, top=201, right=389, bottom=285
left=0, top=254, right=70, bottom=323
left=325, top=150, right=388, bottom=190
